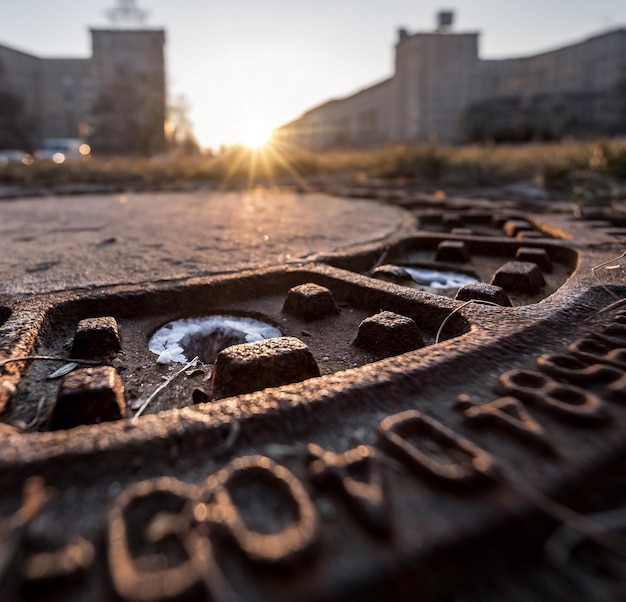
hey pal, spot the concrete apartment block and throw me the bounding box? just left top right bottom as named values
left=0, top=28, right=166, bottom=154
left=279, top=19, right=626, bottom=148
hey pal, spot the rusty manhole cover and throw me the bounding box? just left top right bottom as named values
left=1, top=194, right=626, bottom=601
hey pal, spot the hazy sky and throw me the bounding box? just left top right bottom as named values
left=1, top=1, right=625, bottom=148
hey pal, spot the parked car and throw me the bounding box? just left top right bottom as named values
left=0, top=149, right=33, bottom=167
left=35, top=138, right=91, bottom=164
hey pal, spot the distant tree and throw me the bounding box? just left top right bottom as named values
left=89, top=70, right=166, bottom=156
left=166, top=94, right=201, bottom=155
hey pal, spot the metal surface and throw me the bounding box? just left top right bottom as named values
left=1, top=188, right=626, bottom=601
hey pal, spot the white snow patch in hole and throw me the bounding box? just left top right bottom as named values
left=149, top=315, right=282, bottom=365
left=403, top=267, right=478, bottom=289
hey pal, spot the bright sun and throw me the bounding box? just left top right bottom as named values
left=241, top=124, right=275, bottom=150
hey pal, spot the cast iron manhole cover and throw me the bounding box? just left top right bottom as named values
left=1, top=191, right=626, bottom=601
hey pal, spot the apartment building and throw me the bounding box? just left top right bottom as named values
left=0, top=28, right=166, bottom=154
left=280, top=16, right=626, bottom=148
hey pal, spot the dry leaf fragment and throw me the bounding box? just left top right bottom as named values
left=47, top=363, right=79, bottom=380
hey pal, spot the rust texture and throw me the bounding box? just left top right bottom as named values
left=0, top=188, right=625, bottom=601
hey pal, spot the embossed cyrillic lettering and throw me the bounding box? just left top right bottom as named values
left=195, top=455, right=320, bottom=565
left=602, top=322, right=626, bottom=341
left=568, top=337, right=626, bottom=370
left=107, top=477, right=224, bottom=602
left=307, top=443, right=390, bottom=536
left=22, top=537, right=95, bottom=585
left=378, top=410, right=497, bottom=486
left=0, top=478, right=53, bottom=599
left=458, top=395, right=550, bottom=450
left=536, top=353, right=624, bottom=386
left=499, top=369, right=606, bottom=422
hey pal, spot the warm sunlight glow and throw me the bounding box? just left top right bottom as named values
left=240, top=124, right=275, bottom=150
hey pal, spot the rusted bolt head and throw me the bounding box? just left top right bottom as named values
left=283, top=283, right=340, bottom=321
left=490, top=261, right=546, bottom=294
left=212, top=337, right=320, bottom=399
left=503, top=220, right=533, bottom=238
left=455, top=282, right=512, bottom=306
left=435, top=241, right=470, bottom=264
left=515, top=247, right=553, bottom=272
left=50, top=366, right=126, bottom=430
left=353, top=311, right=425, bottom=358
left=71, top=316, right=121, bottom=358
left=371, top=264, right=414, bottom=285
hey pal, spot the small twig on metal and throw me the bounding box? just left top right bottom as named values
left=24, top=396, right=47, bottom=430
left=435, top=300, right=501, bottom=344
left=545, top=505, right=626, bottom=566
left=494, top=473, right=626, bottom=560
left=132, top=356, right=199, bottom=422
left=222, top=420, right=241, bottom=452
left=215, top=419, right=241, bottom=458
left=0, top=356, right=101, bottom=369
left=592, top=250, right=626, bottom=300
left=369, top=245, right=390, bottom=273
left=586, top=297, right=626, bottom=319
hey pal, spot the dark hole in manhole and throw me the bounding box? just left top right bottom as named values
left=149, top=315, right=282, bottom=364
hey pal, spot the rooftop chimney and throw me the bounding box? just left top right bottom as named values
left=436, top=10, right=454, bottom=33
left=397, top=27, right=409, bottom=41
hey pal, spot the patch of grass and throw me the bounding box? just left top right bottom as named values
left=1, top=138, right=625, bottom=196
